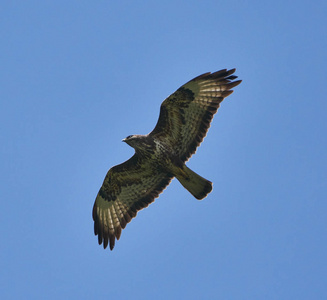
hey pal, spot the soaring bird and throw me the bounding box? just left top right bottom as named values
left=93, top=69, right=241, bottom=250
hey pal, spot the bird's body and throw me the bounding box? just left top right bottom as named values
left=125, top=135, right=174, bottom=174
left=93, top=69, right=241, bottom=250
left=123, top=134, right=212, bottom=199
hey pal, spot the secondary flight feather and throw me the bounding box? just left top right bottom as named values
left=93, top=69, right=241, bottom=250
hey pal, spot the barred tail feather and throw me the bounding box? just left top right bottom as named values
left=175, top=165, right=212, bottom=200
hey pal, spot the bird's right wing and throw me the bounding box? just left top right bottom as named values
left=93, top=154, right=173, bottom=250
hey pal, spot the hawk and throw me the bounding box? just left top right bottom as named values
left=93, top=69, right=241, bottom=250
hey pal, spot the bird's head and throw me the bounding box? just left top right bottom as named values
left=122, top=134, right=143, bottom=148
left=122, top=135, right=152, bottom=154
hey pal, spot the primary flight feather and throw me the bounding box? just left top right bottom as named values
left=93, top=69, right=241, bottom=250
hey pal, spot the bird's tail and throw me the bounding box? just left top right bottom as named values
left=175, top=165, right=212, bottom=200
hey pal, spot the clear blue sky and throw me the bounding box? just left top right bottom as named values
left=1, top=1, right=326, bottom=299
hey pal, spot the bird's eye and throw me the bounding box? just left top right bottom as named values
left=126, top=135, right=133, bottom=139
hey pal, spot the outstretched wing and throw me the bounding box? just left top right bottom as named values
left=93, top=154, right=173, bottom=250
left=150, top=69, right=241, bottom=162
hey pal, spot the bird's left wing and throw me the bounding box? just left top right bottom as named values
left=149, top=69, right=241, bottom=162
left=93, top=154, right=173, bottom=250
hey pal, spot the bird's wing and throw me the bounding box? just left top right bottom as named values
left=150, top=69, right=241, bottom=162
left=93, top=154, right=173, bottom=250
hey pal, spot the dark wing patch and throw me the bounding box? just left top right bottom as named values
left=93, top=154, right=173, bottom=250
left=150, top=69, right=241, bottom=162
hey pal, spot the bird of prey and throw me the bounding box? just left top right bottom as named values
left=93, top=68, right=241, bottom=250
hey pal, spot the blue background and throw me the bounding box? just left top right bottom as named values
left=1, top=1, right=326, bottom=299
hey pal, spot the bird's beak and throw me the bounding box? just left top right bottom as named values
left=122, top=138, right=126, bottom=142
